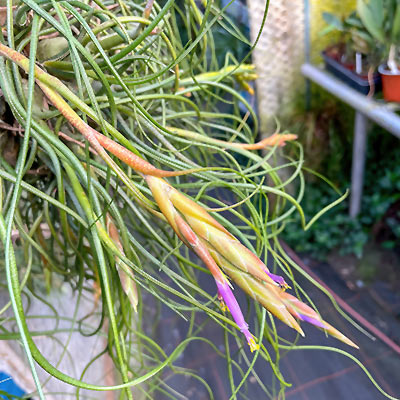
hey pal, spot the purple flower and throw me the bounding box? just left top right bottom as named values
left=264, top=271, right=290, bottom=289
left=216, top=280, right=259, bottom=352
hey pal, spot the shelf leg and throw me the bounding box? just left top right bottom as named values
left=350, top=111, right=368, bottom=218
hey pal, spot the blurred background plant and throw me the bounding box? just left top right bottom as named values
left=321, top=10, right=382, bottom=71
left=321, top=0, right=400, bottom=72
left=281, top=86, right=400, bottom=287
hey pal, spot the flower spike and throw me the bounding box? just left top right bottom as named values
left=145, top=175, right=357, bottom=349
left=145, top=176, right=257, bottom=350
left=208, top=246, right=305, bottom=336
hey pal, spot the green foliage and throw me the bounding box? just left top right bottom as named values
left=322, top=10, right=382, bottom=65
left=323, top=0, right=400, bottom=69
left=356, top=0, right=400, bottom=47
left=212, top=0, right=250, bottom=65
left=283, top=115, right=400, bottom=260
left=357, top=0, right=385, bottom=44
left=283, top=184, right=368, bottom=260
left=321, top=12, right=344, bottom=33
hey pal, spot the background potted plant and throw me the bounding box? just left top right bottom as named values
left=357, top=0, right=400, bottom=102
left=321, top=10, right=382, bottom=95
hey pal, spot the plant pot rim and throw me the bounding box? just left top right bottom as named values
left=378, top=64, right=400, bottom=76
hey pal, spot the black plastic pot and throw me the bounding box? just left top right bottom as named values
left=322, top=51, right=381, bottom=95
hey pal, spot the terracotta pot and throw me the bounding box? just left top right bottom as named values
left=378, top=65, right=400, bottom=102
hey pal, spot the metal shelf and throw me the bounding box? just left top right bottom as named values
left=301, top=63, right=400, bottom=217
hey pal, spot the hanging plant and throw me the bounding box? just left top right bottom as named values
left=0, top=1, right=398, bottom=399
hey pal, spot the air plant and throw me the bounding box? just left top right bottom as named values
left=0, top=40, right=358, bottom=351
left=0, top=1, right=391, bottom=400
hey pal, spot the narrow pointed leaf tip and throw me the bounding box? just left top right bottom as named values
left=280, top=292, right=358, bottom=348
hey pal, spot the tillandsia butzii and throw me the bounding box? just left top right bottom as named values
left=0, top=42, right=358, bottom=352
